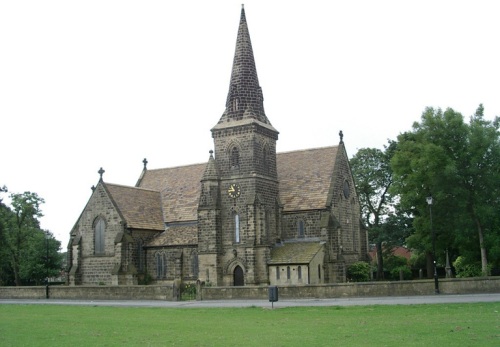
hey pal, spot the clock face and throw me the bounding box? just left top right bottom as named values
left=227, top=183, right=241, bottom=198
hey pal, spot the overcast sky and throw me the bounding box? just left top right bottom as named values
left=2, top=0, right=499, bottom=248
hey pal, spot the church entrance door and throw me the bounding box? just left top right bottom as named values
left=233, top=265, right=244, bottom=286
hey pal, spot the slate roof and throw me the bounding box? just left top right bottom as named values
left=147, top=224, right=198, bottom=247
left=105, top=183, right=164, bottom=231
left=135, top=146, right=338, bottom=225
left=277, top=146, right=338, bottom=212
left=268, top=242, right=324, bottom=265
left=137, top=163, right=206, bottom=223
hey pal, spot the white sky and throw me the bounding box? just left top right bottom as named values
left=1, top=1, right=499, bottom=249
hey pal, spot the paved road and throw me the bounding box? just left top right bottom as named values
left=1, top=293, right=499, bottom=308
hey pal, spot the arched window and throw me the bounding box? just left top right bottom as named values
left=287, top=266, right=291, bottom=280
left=318, top=264, right=321, bottom=280
left=192, top=252, right=199, bottom=277
left=262, top=147, right=269, bottom=173
left=265, top=210, right=270, bottom=241
left=231, top=147, right=240, bottom=169
left=156, top=252, right=165, bottom=279
left=298, top=266, right=302, bottom=280
left=137, top=240, right=144, bottom=271
left=298, top=220, right=305, bottom=238
left=235, top=213, right=240, bottom=243
left=94, top=218, right=105, bottom=255
left=276, top=266, right=280, bottom=280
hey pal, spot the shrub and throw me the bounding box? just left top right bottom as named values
left=347, top=261, right=371, bottom=282
left=384, top=255, right=411, bottom=280
left=453, top=256, right=483, bottom=278
left=390, top=266, right=412, bottom=280
left=138, top=273, right=153, bottom=285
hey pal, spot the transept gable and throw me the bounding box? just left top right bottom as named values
left=277, top=146, right=339, bottom=211
left=103, top=183, right=164, bottom=231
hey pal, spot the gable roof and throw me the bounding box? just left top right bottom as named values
left=104, top=183, right=164, bottom=231
left=269, top=242, right=324, bottom=265
left=137, top=163, right=206, bottom=223
left=146, top=224, right=198, bottom=247
left=277, top=146, right=338, bottom=211
left=135, top=146, right=339, bottom=224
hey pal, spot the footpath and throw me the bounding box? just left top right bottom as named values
left=1, top=293, right=499, bottom=308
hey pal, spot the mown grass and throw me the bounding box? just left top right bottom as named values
left=0, top=302, right=499, bottom=346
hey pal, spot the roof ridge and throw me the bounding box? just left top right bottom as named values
left=277, top=145, right=338, bottom=155
left=105, top=182, right=160, bottom=193
left=146, top=162, right=207, bottom=172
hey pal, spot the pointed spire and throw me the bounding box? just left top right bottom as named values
left=215, top=5, right=272, bottom=128
left=202, top=150, right=219, bottom=180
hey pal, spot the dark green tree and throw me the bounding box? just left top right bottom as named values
left=350, top=141, right=412, bottom=280
left=392, top=105, right=500, bottom=276
left=0, top=190, right=62, bottom=285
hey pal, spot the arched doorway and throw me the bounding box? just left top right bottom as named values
left=233, top=265, right=244, bottom=286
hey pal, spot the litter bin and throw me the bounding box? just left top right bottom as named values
left=268, top=285, right=278, bottom=303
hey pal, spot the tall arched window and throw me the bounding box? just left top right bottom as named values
left=262, top=147, right=269, bottom=173
left=137, top=240, right=144, bottom=271
left=231, top=147, right=240, bottom=169
left=156, top=252, right=165, bottom=279
left=287, top=266, right=291, bottom=280
left=192, top=252, right=199, bottom=277
left=298, top=220, right=305, bottom=238
left=298, top=266, right=302, bottom=280
left=94, top=218, right=105, bottom=255
left=235, top=213, right=240, bottom=243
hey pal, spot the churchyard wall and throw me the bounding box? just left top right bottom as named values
left=0, top=277, right=498, bottom=301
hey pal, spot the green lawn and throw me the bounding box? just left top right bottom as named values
left=1, top=303, right=499, bottom=346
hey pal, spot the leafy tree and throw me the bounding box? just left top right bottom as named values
left=350, top=141, right=412, bottom=279
left=392, top=105, right=500, bottom=276
left=0, top=190, right=62, bottom=285
left=0, top=186, right=13, bottom=285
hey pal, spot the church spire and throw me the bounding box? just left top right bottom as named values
left=215, top=5, right=272, bottom=128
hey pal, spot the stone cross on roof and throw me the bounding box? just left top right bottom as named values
left=98, top=167, right=105, bottom=181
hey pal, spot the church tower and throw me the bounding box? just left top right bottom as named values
left=198, top=5, right=280, bottom=286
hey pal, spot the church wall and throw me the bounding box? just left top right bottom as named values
left=79, top=185, right=124, bottom=258
left=73, top=184, right=125, bottom=285
left=269, top=264, right=309, bottom=286
left=80, top=257, right=115, bottom=285
left=145, top=246, right=198, bottom=284
left=281, top=210, right=325, bottom=241
left=309, top=246, right=325, bottom=284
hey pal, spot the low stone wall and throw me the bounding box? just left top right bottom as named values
left=1, top=278, right=498, bottom=301
left=0, top=285, right=174, bottom=301
left=200, top=277, right=500, bottom=300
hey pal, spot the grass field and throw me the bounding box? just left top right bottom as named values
left=1, top=302, right=499, bottom=346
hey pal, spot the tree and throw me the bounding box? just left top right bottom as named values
left=392, top=105, right=500, bottom=276
left=0, top=190, right=62, bottom=286
left=350, top=141, right=412, bottom=279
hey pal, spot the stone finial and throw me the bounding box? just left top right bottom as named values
left=209, top=150, right=214, bottom=157
left=339, top=130, right=344, bottom=143
left=91, top=185, right=95, bottom=192
left=98, top=167, right=105, bottom=181
left=143, top=158, right=148, bottom=170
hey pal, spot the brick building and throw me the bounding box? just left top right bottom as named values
left=67, top=6, right=369, bottom=287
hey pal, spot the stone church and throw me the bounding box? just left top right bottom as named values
left=67, top=6, right=369, bottom=287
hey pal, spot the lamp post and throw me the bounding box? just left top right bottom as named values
left=45, top=231, right=50, bottom=299
left=426, top=196, right=439, bottom=294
